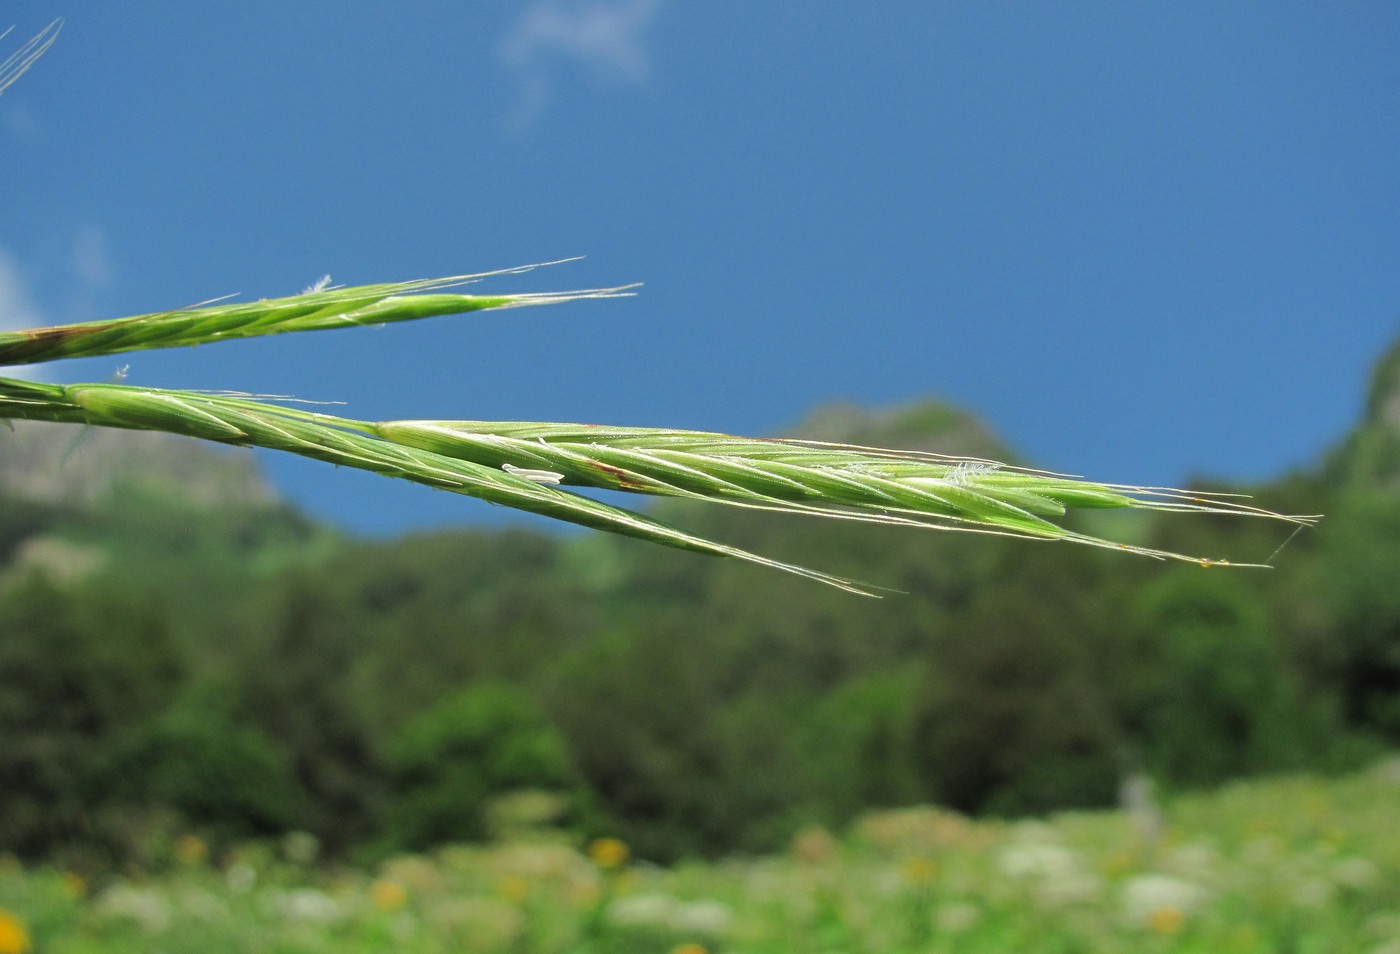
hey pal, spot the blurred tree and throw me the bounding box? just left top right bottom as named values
left=0, top=576, right=182, bottom=857
left=797, top=670, right=926, bottom=822
left=237, top=580, right=385, bottom=849
left=548, top=621, right=734, bottom=859
left=99, top=682, right=304, bottom=838
left=912, top=547, right=1126, bottom=815
left=1320, top=491, right=1400, bottom=740
left=384, top=682, right=577, bottom=851
left=1129, top=568, right=1325, bottom=785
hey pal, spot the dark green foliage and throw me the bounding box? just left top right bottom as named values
left=0, top=496, right=63, bottom=561
left=235, top=579, right=388, bottom=849
left=911, top=546, right=1127, bottom=816
left=796, top=671, right=925, bottom=819
left=384, top=683, right=576, bottom=851
left=1129, top=569, right=1323, bottom=784
left=328, top=528, right=593, bottom=729
left=1319, top=491, right=1400, bottom=738
left=544, top=609, right=895, bottom=858
left=0, top=576, right=183, bottom=857
left=100, top=686, right=303, bottom=837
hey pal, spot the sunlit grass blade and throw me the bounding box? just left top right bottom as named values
left=0, top=263, right=635, bottom=367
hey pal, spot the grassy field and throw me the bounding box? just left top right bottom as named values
left=3, top=759, right=1399, bottom=954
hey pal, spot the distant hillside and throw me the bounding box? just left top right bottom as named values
left=1327, top=336, right=1400, bottom=489
left=0, top=420, right=276, bottom=508
left=783, top=399, right=1012, bottom=460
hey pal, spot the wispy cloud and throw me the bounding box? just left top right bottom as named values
left=0, top=19, right=62, bottom=98
left=499, top=0, right=661, bottom=131
left=0, top=229, right=117, bottom=382
left=0, top=248, right=44, bottom=331
left=0, top=247, right=48, bottom=380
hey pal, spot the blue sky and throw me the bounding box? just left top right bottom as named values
left=3, top=2, right=1398, bottom=534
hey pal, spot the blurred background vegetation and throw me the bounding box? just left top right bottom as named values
left=2, top=334, right=1398, bottom=871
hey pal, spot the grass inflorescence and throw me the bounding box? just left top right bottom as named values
left=0, top=263, right=633, bottom=366
left=0, top=266, right=1313, bottom=592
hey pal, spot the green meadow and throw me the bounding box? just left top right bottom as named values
left=4, top=759, right=1400, bottom=954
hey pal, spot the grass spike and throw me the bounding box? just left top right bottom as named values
left=0, top=264, right=1314, bottom=590
left=0, top=266, right=636, bottom=367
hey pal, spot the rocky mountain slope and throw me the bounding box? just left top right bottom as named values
left=0, top=420, right=276, bottom=508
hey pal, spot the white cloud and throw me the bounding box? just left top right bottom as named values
left=0, top=248, right=44, bottom=332
left=0, top=19, right=62, bottom=98
left=0, top=229, right=115, bottom=382
left=499, top=0, right=661, bottom=130
left=0, top=246, right=48, bottom=380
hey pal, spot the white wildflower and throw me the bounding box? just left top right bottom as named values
left=1241, top=836, right=1283, bottom=867
left=1120, top=873, right=1210, bottom=926
left=177, top=887, right=228, bottom=922
left=1335, top=857, right=1381, bottom=891
left=282, top=830, right=320, bottom=865
left=998, top=841, right=1080, bottom=881
left=226, top=863, right=257, bottom=894
left=607, top=892, right=678, bottom=927
left=1038, top=869, right=1104, bottom=907
left=277, top=888, right=342, bottom=923
left=997, top=826, right=1101, bottom=907
left=1292, top=877, right=1335, bottom=909
left=1369, top=754, right=1400, bottom=784
left=97, top=884, right=173, bottom=933
left=671, top=899, right=733, bottom=936
left=936, top=901, right=981, bottom=933
left=1164, top=839, right=1222, bottom=884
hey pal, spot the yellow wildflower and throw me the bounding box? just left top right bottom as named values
left=790, top=826, right=838, bottom=864
left=670, top=945, right=708, bottom=954
left=174, top=834, right=208, bottom=866
left=498, top=874, right=530, bottom=904
left=900, top=856, right=938, bottom=886
left=61, top=871, right=86, bottom=899
left=0, top=909, right=31, bottom=954
left=588, top=838, right=629, bottom=870
left=1147, top=906, right=1185, bottom=935
left=1231, top=924, right=1262, bottom=946
left=1101, top=851, right=1137, bottom=877
left=370, top=879, right=408, bottom=912
left=566, top=879, right=602, bottom=908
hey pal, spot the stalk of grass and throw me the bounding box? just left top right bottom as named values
left=1, top=263, right=1313, bottom=591
left=373, top=419, right=1311, bottom=562
left=0, top=368, right=1313, bottom=593
left=0, top=264, right=635, bottom=366
left=0, top=376, right=874, bottom=593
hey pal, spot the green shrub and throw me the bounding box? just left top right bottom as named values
left=384, top=683, right=577, bottom=851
